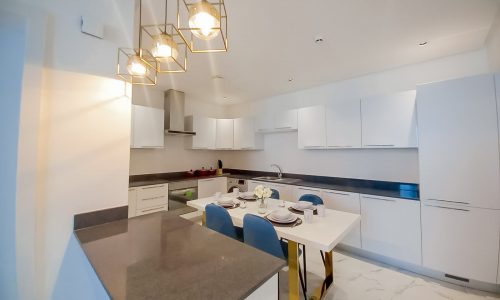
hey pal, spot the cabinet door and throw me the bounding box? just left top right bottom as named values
left=188, top=116, right=216, bottom=149
left=360, top=195, right=421, bottom=265
left=326, top=98, right=361, bottom=148
left=322, top=190, right=361, bottom=248
left=198, top=177, right=227, bottom=198
left=128, top=188, right=137, bottom=218
left=361, top=90, right=417, bottom=148
left=417, top=74, right=500, bottom=209
left=421, top=203, right=500, bottom=283
left=298, top=106, right=326, bottom=149
left=294, top=186, right=322, bottom=202
left=131, top=105, right=164, bottom=148
left=234, top=118, right=255, bottom=150
left=136, top=184, right=169, bottom=210
left=274, top=109, right=298, bottom=131
left=255, top=113, right=273, bottom=132
left=215, top=119, right=234, bottom=149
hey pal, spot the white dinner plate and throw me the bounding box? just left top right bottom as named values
left=267, top=214, right=297, bottom=224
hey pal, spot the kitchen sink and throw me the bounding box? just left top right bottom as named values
left=253, top=177, right=302, bottom=184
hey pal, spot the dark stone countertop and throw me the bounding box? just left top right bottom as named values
left=75, top=212, right=285, bottom=300
left=129, top=170, right=419, bottom=200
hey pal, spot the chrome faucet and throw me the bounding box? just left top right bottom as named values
left=270, top=164, right=283, bottom=179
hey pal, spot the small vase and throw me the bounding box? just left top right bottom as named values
left=258, top=198, right=267, bottom=214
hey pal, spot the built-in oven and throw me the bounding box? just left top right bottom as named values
left=168, top=180, right=198, bottom=211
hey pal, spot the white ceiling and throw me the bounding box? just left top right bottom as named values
left=140, top=0, right=500, bottom=104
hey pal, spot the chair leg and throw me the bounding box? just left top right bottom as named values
left=302, top=244, right=307, bottom=292
left=298, top=265, right=307, bottom=299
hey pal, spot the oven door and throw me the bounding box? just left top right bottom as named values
left=168, top=181, right=198, bottom=211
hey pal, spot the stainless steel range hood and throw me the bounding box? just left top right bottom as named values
left=164, top=89, right=196, bottom=136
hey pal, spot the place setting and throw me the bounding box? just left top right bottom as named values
left=265, top=209, right=302, bottom=227
left=214, top=192, right=240, bottom=209
left=288, top=201, right=319, bottom=215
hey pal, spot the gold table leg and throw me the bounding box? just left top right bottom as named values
left=288, top=240, right=300, bottom=300
left=202, top=211, right=206, bottom=226
left=310, top=250, right=334, bottom=300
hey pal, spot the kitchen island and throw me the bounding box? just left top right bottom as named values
left=74, top=212, right=285, bottom=300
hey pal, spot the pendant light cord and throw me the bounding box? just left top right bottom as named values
left=138, top=0, right=142, bottom=52
left=164, top=0, right=168, bottom=33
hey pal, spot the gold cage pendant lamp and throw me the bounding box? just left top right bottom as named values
left=141, top=0, right=188, bottom=73
left=177, top=0, right=228, bottom=53
left=117, top=0, right=158, bottom=85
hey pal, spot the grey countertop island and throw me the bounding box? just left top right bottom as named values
left=75, top=212, right=285, bottom=300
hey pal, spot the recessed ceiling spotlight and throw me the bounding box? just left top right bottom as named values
left=314, top=35, right=325, bottom=44
left=288, top=77, right=294, bottom=82
left=223, top=96, right=229, bottom=100
left=213, top=75, right=224, bottom=80
left=418, top=41, right=428, bottom=46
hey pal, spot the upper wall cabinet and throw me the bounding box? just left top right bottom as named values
left=361, top=90, right=417, bottom=148
left=274, top=109, right=298, bottom=131
left=185, top=115, right=216, bottom=150
left=326, top=99, right=362, bottom=148
left=298, top=106, right=326, bottom=149
left=255, top=112, right=274, bottom=132
left=234, top=117, right=262, bottom=150
left=131, top=104, right=164, bottom=149
left=215, top=119, right=234, bottom=150
left=417, top=74, right=500, bottom=209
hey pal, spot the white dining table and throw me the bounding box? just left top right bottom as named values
left=187, top=195, right=360, bottom=300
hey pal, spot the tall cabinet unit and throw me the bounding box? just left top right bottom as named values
left=417, top=74, right=500, bottom=283
left=361, top=90, right=417, bottom=148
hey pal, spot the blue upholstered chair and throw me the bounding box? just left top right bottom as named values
left=299, top=194, right=323, bottom=206
left=270, top=189, right=280, bottom=200
left=205, top=204, right=243, bottom=242
left=243, top=214, right=306, bottom=295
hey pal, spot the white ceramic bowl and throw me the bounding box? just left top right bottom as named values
left=218, top=197, right=233, bottom=205
left=272, top=209, right=292, bottom=220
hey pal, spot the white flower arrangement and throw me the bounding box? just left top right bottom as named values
left=254, top=185, right=272, bottom=199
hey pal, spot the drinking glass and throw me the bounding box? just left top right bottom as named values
left=317, top=204, right=325, bottom=217
left=232, top=188, right=239, bottom=198
left=304, top=209, right=314, bottom=223
left=214, top=192, right=222, bottom=201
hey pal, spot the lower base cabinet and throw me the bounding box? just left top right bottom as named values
left=293, top=186, right=322, bottom=202
left=198, top=177, right=228, bottom=198
left=128, top=184, right=168, bottom=217
left=421, top=203, right=500, bottom=283
left=322, top=190, right=362, bottom=248
left=360, top=195, right=421, bottom=265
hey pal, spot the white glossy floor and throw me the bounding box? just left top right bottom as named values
left=279, top=249, right=500, bottom=300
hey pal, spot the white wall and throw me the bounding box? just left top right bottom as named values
left=2, top=0, right=135, bottom=299
left=222, top=49, right=491, bottom=183
left=486, top=10, right=500, bottom=71
left=0, top=14, right=26, bottom=300
left=129, top=86, right=227, bottom=175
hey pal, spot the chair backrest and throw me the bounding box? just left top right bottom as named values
left=270, top=189, right=280, bottom=200
left=206, top=204, right=238, bottom=240
left=299, top=194, right=324, bottom=205
left=243, top=214, right=286, bottom=260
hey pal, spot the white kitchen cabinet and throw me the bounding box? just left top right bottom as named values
left=255, top=113, right=274, bottom=132
left=326, top=98, right=362, bottom=148
left=361, top=90, right=417, bottom=148
left=185, top=115, right=216, bottom=149
left=234, top=118, right=262, bottom=150
left=298, top=106, right=326, bottom=149
left=274, top=109, right=298, bottom=131
left=421, top=202, right=500, bottom=283
left=360, top=195, right=421, bottom=265
left=129, top=184, right=168, bottom=217
left=131, top=104, right=164, bottom=148
left=215, top=119, right=234, bottom=150
left=198, top=177, right=228, bottom=198
left=293, top=186, right=323, bottom=202
left=417, top=74, right=500, bottom=209
left=322, top=190, right=361, bottom=248
left=249, top=181, right=294, bottom=201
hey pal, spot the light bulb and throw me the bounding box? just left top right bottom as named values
left=188, top=0, right=220, bottom=40
left=151, top=34, right=179, bottom=62
left=127, top=55, right=147, bottom=76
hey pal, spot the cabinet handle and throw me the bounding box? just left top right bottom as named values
left=142, top=185, right=165, bottom=190
left=362, top=196, right=396, bottom=202
left=363, top=144, right=395, bottom=147
left=325, top=191, right=350, bottom=196
left=200, top=179, right=215, bottom=182
left=142, top=196, right=165, bottom=201
left=424, top=204, right=470, bottom=212
left=140, top=207, right=165, bottom=213
left=275, top=126, right=292, bottom=129
left=195, top=147, right=209, bottom=149
left=327, top=145, right=353, bottom=148
left=240, top=147, right=254, bottom=149
left=427, top=198, right=469, bottom=205
left=303, top=146, right=325, bottom=149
